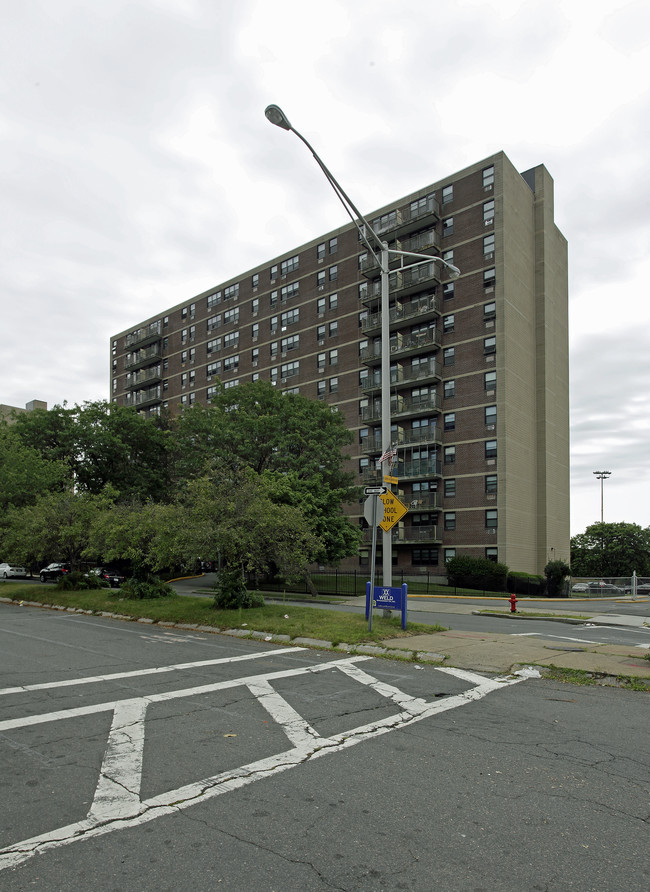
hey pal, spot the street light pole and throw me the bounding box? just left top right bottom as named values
left=265, top=105, right=460, bottom=589
left=593, top=470, right=611, bottom=524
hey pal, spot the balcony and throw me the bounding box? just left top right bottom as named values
left=126, top=385, right=162, bottom=408
left=361, top=329, right=441, bottom=368
left=393, top=195, right=440, bottom=237
left=124, top=321, right=162, bottom=349
left=361, top=391, right=440, bottom=424
left=126, top=366, right=162, bottom=390
left=124, top=344, right=161, bottom=371
left=361, top=359, right=441, bottom=395
left=397, top=458, right=442, bottom=479
left=361, top=294, right=440, bottom=335
left=406, top=492, right=440, bottom=510
left=360, top=424, right=441, bottom=456
left=368, top=263, right=441, bottom=303
left=392, top=524, right=441, bottom=544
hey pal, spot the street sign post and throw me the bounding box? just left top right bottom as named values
left=365, top=582, right=408, bottom=630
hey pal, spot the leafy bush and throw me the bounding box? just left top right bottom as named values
left=507, top=571, right=545, bottom=596
left=544, top=560, right=571, bottom=596
left=120, top=576, right=175, bottom=600
left=445, top=555, right=509, bottom=592
left=213, top=567, right=265, bottom=610
left=57, top=571, right=108, bottom=591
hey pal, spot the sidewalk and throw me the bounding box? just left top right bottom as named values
left=376, top=598, right=650, bottom=681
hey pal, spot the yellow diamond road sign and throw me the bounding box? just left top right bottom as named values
left=378, top=491, right=408, bottom=531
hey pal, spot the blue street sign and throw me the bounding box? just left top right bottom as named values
left=365, top=582, right=408, bottom=630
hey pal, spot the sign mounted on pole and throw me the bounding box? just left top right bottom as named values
left=364, top=486, right=387, bottom=495
left=378, top=491, right=408, bottom=532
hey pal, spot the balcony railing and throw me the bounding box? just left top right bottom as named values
left=124, top=321, right=162, bottom=349
left=125, top=385, right=162, bottom=408
left=361, top=359, right=441, bottom=394
left=361, top=392, right=440, bottom=423
left=124, top=344, right=161, bottom=370
left=361, top=295, right=439, bottom=335
left=127, top=366, right=162, bottom=390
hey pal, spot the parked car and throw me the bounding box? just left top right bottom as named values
left=586, top=581, right=623, bottom=594
left=88, top=567, right=126, bottom=588
left=571, top=583, right=589, bottom=593
left=39, top=563, right=71, bottom=582
left=0, top=562, right=26, bottom=579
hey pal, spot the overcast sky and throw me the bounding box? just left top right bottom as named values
left=2, top=0, right=649, bottom=538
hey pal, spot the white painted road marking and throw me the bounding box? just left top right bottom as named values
left=0, top=656, right=528, bottom=872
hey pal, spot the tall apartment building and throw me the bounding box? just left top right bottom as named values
left=111, top=152, right=569, bottom=576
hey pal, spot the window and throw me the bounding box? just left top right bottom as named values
left=189, top=347, right=195, bottom=363
left=329, top=293, right=338, bottom=310
left=317, top=242, right=325, bottom=260
left=483, top=268, right=496, bottom=289
left=483, top=233, right=495, bottom=256
left=251, top=348, right=259, bottom=365
left=358, top=281, right=368, bottom=300
left=444, top=512, right=456, bottom=531
left=181, top=328, right=188, bottom=344
left=412, top=548, right=439, bottom=566
left=444, top=548, right=456, bottom=563
left=207, top=338, right=221, bottom=354
left=223, top=332, right=239, bottom=349
left=329, top=348, right=338, bottom=366
left=484, top=336, right=496, bottom=355
left=442, top=184, right=453, bottom=204
left=485, top=370, right=496, bottom=391
left=485, top=474, right=498, bottom=494
left=329, top=237, right=338, bottom=254
left=444, top=445, right=456, bottom=464
left=483, top=200, right=495, bottom=223
left=270, top=341, right=279, bottom=357
left=444, top=380, right=455, bottom=399
left=485, top=405, right=497, bottom=426
left=181, top=306, right=188, bottom=319
left=270, top=264, right=278, bottom=280
left=329, top=320, right=338, bottom=338
left=317, top=324, right=326, bottom=341
left=443, top=249, right=454, bottom=265
left=281, top=255, right=299, bottom=275
left=270, top=316, right=278, bottom=333
left=442, top=217, right=454, bottom=237
left=270, top=290, right=278, bottom=307
left=207, top=385, right=218, bottom=401
left=444, top=479, right=456, bottom=498
left=485, top=439, right=497, bottom=459
left=162, top=318, right=168, bottom=329
left=329, top=264, right=338, bottom=282
left=252, top=322, right=259, bottom=340
left=484, top=301, right=496, bottom=320
left=189, top=303, right=195, bottom=318
left=359, top=457, right=369, bottom=474
left=207, top=361, right=220, bottom=378
left=317, top=380, right=326, bottom=397
left=359, top=368, right=369, bottom=387
left=372, top=210, right=397, bottom=232
left=329, top=376, right=338, bottom=393
left=317, top=352, right=326, bottom=371
left=207, top=292, right=221, bottom=308
left=483, top=165, right=494, bottom=189
left=281, top=308, right=299, bottom=327
left=486, top=509, right=498, bottom=528
left=281, top=282, right=299, bottom=301
left=223, top=354, right=239, bottom=372
left=207, top=315, right=221, bottom=332
left=443, top=347, right=455, bottom=367
left=224, top=307, right=239, bottom=326
left=443, top=282, right=455, bottom=300
left=443, top=314, right=455, bottom=334
left=189, top=325, right=195, bottom=341
left=317, top=270, right=326, bottom=288
left=317, top=297, right=326, bottom=315
left=224, top=283, right=239, bottom=300
left=485, top=547, right=498, bottom=562
left=280, top=360, right=299, bottom=379
left=358, top=252, right=368, bottom=270
left=252, top=273, right=259, bottom=288
left=444, top=412, right=455, bottom=431
left=181, top=351, right=188, bottom=364
left=281, top=334, right=300, bottom=353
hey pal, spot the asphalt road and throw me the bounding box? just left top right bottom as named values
left=1, top=603, right=648, bottom=891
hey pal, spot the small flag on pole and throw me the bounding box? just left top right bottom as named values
left=377, top=445, right=397, bottom=469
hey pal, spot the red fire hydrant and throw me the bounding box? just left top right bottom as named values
left=509, top=593, right=517, bottom=613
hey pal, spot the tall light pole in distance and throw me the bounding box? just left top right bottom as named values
left=593, top=470, right=611, bottom=523
left=264, top=104, right=460, bottom=589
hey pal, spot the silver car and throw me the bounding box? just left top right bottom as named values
left=0, top=562, right=27, bottom=579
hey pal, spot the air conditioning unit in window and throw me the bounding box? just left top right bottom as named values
left=484, top=185, right=493, bottom=192
left=484, top=218, right=493, bottom=226
left=487, top=424, right=495, bottom=431
left=281, top=377, right=287, bottom=384
left=484, top=252, right=494, bottom=261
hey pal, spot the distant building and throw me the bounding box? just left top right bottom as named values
left=0, top=400, right=48, bottom=423
left=110, top=152, right=569, bottom=575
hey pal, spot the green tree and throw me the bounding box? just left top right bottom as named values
left=544, top=559, right=571, bottom=596
left=170, top=381, right=360, bottom=564
left=11, top=401, right=170, bottom=501
left=570, top=522, right=650, bottom=577
left=0, top=425, right=68, bottom=510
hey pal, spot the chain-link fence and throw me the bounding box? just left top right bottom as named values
left=570, top=577, right=650, bottom=597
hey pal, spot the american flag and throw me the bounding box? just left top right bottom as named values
left=377, top=445, right=397, bottom=468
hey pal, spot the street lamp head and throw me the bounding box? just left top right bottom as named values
left=265, top=104, right=292, bottom=131
left=445, top=262, right=461, bottom=280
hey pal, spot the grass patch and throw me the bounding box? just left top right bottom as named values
left=542, top=665, right=650, bottom=692
left=1, top=583, right=444, bottom=646
left=476, top=609, right=591, bottom=620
